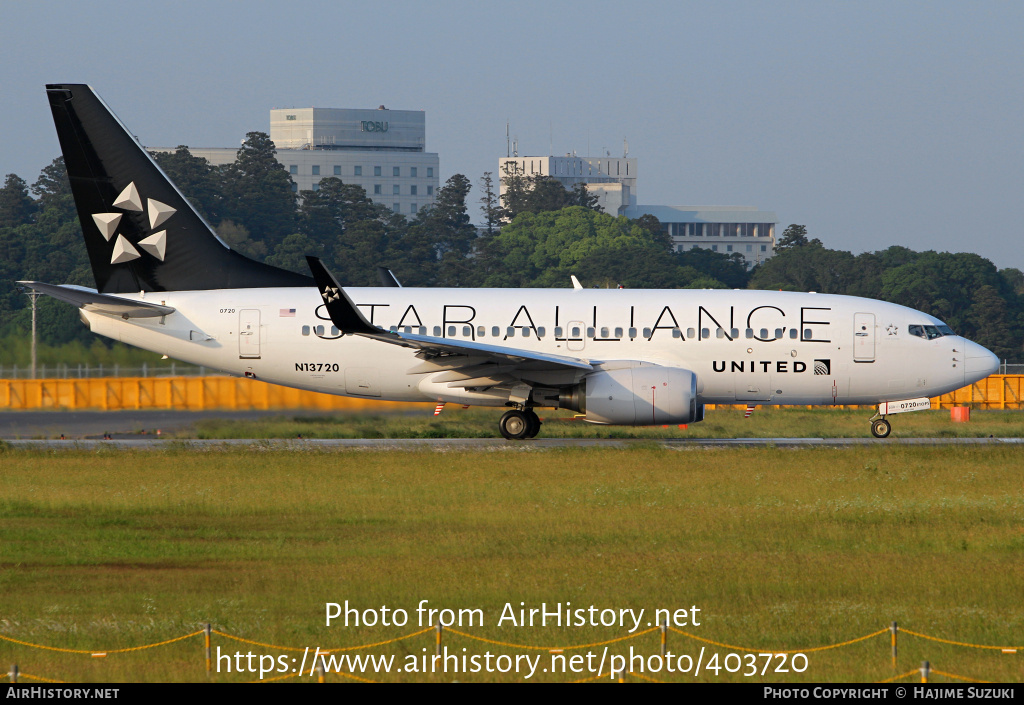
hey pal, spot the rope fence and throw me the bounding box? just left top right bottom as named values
left=2, top=621, right=1018, bottom=683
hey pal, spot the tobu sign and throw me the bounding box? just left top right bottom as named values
left=361, top=121, right=389, bottom=133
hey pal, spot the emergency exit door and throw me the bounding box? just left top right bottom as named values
left=239, top=309, right=261, bottom=359
left=853, top=312, right=875, bottom=362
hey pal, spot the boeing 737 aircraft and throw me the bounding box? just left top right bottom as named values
left=22, top=84, right=1000, bottom=439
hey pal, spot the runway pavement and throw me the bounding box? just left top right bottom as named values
left=0, top=408, right=344, bottom=440
left=3, top=437, right=1022, bottom=450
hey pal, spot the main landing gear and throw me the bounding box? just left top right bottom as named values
left=869, top=415, right=891, bottom=439
left=499, top=408, right=541, bottom=440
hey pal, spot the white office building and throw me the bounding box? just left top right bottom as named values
left=622, top=205, right=777, bottom=268
left=155, top=106, right=440, bottom=216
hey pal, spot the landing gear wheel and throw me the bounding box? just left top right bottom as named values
left=524, top=410, right=541, bottom=439
left=871, top=418, right=891, bottom=439
left=499, top=410, right=531, bottom=440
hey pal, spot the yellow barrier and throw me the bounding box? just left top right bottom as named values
left=0, top=376, right=430, bottom=412
left=0, top=375, right=1021, bottom=412
left=3, top=623, right=1017, bottom=683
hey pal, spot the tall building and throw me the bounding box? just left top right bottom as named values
left=155, top=106, right=440, bottom=216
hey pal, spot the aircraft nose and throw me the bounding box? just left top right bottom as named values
left=963, top=339, right=999, bottom=382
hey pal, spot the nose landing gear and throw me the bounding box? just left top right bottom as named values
left=869, top=416, right=891, bottom=438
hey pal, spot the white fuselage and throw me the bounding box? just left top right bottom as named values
left=82, top=287, right=996, bottom=409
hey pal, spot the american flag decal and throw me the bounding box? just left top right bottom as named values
left=279, top=308, right=296, bottom=317
left=433, top=402, right=445, bottom=416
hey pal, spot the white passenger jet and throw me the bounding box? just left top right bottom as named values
left=22, top=84, right=1000, bottom=439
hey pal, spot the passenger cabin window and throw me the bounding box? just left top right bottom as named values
left=775, top=328, right=784, bottom=339
left=629, top=328, right=637, bottom=338
left=586, top=327, right=595, bottom=337
left=789, top=329, right=798, bottom=339
left=687, top=328, right=696, bottom=339
left=507, top=327, right=516, bottom=337
left=492, top=326, right=500, bottom=337
left=643, top=328, right=652, bottom=338
left=701, top=328, right=710, bottom=339
left=555, top=327, right=564, bottom=337
left=301, top=325, right=310, bottom=336
left=315, top=325, right=324, bottom=336
left=477, top=326, right=486, bottom=337
left=447, top=326, right=456, bottom=337
left=614, top=327, right=623, bottom=338
left=433, top=326, right=441, bottom=336
left=746, top=329, right=754, bottom=339
left=463, top=326, right=472, bottom=337
left=672, top=328, right=681, bottom=338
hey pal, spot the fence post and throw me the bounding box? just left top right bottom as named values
left=316, top=663, right=325, bottom=683
left=660, top=618, right=667, bottom=658
left=435, top=623, right=443, bottom=658
left=920, top=660, right=930, bottom=683
left=204, top=623, right=212, bottom=673
left=891, top=621, right=898, bottom=669
left=614, top=669, right=624, bottom=683
left=8, top=664, right=17, bottom=683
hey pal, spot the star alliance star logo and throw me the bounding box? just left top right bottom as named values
left=886, top=324, right=898, bottom=336
left=92, top=181, right=176, bottom=265
left=321, top=286, right=340, bottom=303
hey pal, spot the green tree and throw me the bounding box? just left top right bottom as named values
left=403, top=174, right=478, bottom=286
left=151, top=146, right=222, bottom=223
left=478, top=171, right=502, bottom=235
left=220, top=132, right=297, bottom=250
left=570, top=182, right=602, bottom=211
left=0, top=174, right=36, bottom=228
left=478, top=207, right=683, bottom=289
left=498, top=162, right=529, bottom=219
left=775, top=224, right=817, bottom=251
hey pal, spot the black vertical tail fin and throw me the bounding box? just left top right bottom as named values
left=45, top=84, right=311, bottom=293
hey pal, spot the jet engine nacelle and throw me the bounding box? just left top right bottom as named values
left=577, top=365, right=701, bottom=426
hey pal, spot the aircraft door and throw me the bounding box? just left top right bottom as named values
left=853, top=313, right=875, bottom=362
left=239, top=309, right=261, bottom=359
left=566, top=320, right=586, bottom=351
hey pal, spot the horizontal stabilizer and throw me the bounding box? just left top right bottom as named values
left=19, top=281, right=175, bottom=318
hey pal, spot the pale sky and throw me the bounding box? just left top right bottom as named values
left=2, top=1, right=1021, bottom=270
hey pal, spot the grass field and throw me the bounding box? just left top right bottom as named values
left=1, top=444, right=1022, bottom=683
left=179, top=406, right=1024, bottom=440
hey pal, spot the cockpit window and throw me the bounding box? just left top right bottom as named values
left=908, top=324, right=955, bottom=340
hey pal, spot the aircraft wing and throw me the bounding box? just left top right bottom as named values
left=18, top=281, right=176, bottom=318
left=305, top=257, right=593, bottom=387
